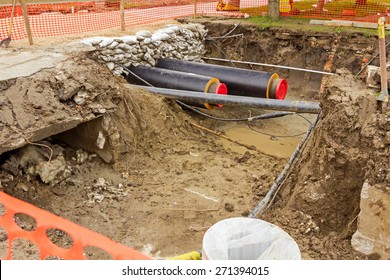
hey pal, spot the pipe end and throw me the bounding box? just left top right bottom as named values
left=215, top=83, right=228, bottom=108
left=271, top=79, right=288, bottom=100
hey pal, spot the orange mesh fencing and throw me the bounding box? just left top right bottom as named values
left=0, top=191, right=151, bottom=260
left=0, top=1, right=247, bottom=41
left=0, top=1, right=389, bottom=42
left=242, top=1, right=390, bottom=22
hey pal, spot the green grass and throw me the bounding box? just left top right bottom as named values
left=246, top=16, right=390, bottom=37
left=241, top=0, right=390, bottom=17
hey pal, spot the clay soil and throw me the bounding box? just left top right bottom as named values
left=0, top=19, right=388, bottom=260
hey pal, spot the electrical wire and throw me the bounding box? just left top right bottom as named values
left=248, top=123, right=307, bottom=138
left=247, top=113, right=313, bottom=138
left=248, top=112, right=321, bottom=218
left=176, top=100, right=293, bottom=121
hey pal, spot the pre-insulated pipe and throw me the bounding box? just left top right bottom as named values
left=125, top=65, right=227, bottom=109
left=155, top=58, right=288, bottom=100
left=133, top=86, right=320, bottom=114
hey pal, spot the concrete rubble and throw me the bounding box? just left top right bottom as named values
left=352, top=181, right=390, bottom=259
left=81, top=24, right=207, bottom=75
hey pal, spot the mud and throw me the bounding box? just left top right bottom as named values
left=1, top=20, right=389, bottom=260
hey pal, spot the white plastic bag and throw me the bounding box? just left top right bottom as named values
left=202, top=218, right=301, bottom=260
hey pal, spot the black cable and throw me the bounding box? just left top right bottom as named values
left=176, top=100, right=295, bottom=122
left=248, top=122, right=307, bottom=138
left=176, top=100, right=294, bottom=121
left=296, top=114, right=313, bottom=125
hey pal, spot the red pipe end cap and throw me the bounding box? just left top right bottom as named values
left=215, top=83, right=228, bottom=108
left=275, top=79, right=288, bottom=100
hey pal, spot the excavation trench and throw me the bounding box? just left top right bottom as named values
left=0, top=21, right=389, bottom=260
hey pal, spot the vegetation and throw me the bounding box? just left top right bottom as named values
left=246, top=16, right=390, bottom=37
left=241, top=0, right=390, bottom=18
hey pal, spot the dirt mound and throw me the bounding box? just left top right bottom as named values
left=263, top=69, right=389, bottom=259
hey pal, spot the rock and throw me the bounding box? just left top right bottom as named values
left=85, top=24, right=207, bottom=75
left=36, top=155, right=68, bottom=185
left=114, top=48, right=125, bottom=54
left=142, top=38, right=152, bottom=45
left=99, top=38, right=114, bottom=48
left=143, top=52, right=155, bottom=66
left=106, top=62, right=115, bottom=71
left=121, top=36, right=138, bottom=44
left=81, top=37, right=105, bottom=46
left=152, top=33, right=171, bottom=42
left=224, top=203, right=235, bottom=212
left=58, top=79, right=81, bottom=101
left=136, top=30, right=153, bottom=38
left=88, top=103, right=107, bottom=114
left=107, top=41, right=119, bottom=49
left=54, top=72, right=67, bottom=82
left=73, top=91, right=89, bottom=105
left=117, top=43, right=133, bottom=52
left=76, top=149, right=89, bottom=164
left=166, top=25, right=181, bottom=33
left=96, top=131, right=106, bottom=149
left=17, top=182, right=29, bottom=192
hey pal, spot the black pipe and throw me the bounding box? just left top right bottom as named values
left=133, top=86, right=320, bottom=114
left=155, top=58, right=288, bottom=100
left=125, top=65, right=227, bottom=109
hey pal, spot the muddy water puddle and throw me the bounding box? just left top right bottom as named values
left=220, top=125, right=304, bottom=158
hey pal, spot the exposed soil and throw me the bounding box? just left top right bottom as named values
left=1, top=20, right=389, bottom=260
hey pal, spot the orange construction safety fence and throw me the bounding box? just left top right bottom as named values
left=1, top=1, right=388, bottom=42
left=0, top=191, right=151, bottom=260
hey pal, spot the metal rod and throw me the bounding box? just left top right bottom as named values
left=132, top=86, right=321, bottom=114
left=202, top=57, right=336, bottom=76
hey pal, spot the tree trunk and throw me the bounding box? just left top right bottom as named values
left=268, top=0, right=280, bottom=19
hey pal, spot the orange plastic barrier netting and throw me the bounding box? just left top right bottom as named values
left=0, top=191, right=151, bottom=260
left=0, top=1, right=389, bottom=42
left=242, top=0, right=390, bottom=22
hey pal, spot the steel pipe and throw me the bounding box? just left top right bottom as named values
left=133, top=86, right=320, bottom=114
left=125, top=65, right=227, bottom=109
left=155, top=58, right=288, bottom=100
left=203, top=57, right=337, bottom=76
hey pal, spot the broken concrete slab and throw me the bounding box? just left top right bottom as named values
left=0, top=49, right=120, bottom=159
left=0, top=50, right=66, bottom=81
